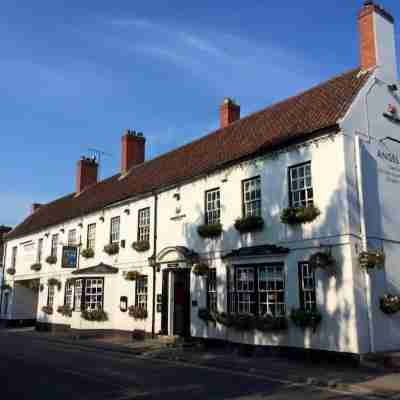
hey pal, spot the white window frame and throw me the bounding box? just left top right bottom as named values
left=298, top=262, right=317, bottom=312
left=65, top=280, right=74, bottom=309
left=68, top=229, right=77, bottom=246
left=236, top=267, right=255, bottom=314
left=87, top=223, right=96, bottom=250
left=74, top=279, right=83, bottom=311
left=11, top=246, right=17, bottom=269
left=243, top=176, right=262, bottom=217
left=208, top=268, right=217, bottom=312
left=205, top=188, right=221, bottom=225
left=37, top=239, right=43, bottom=263
left=51, top=234, right=59, bottom=258
left=84, top=278, right=104, bottom=311
left=110, top=217, right=120, bottom=244
left=138, top=208, right=150, bottom=242
left=135, top=276, right=148, bottom=310
left=47, top=285, right=55, bottom=307
left=289, top=162, right=313, bottom=208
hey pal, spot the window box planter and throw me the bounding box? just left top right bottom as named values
left=57, top=305, right=72, bottom=317
left=125, top=271, right=142, bottom=281
left=132, top=329, right=146, bottom=341
left=6, top=268, right=15, bottom=276
left=380, top=295, right=400, bottom=315
left=290, top=308, right=322, bottom=332
left=42, top=306, right=53, bottom=315
left=308, top=252, right=336, bottom=274
left=46, top=255, right=57, bottom=265
left=254, top=315, right=288, bottom=332
left=128, top=306, right=148, bottom=320
left=1, top=283, right=12, bottom=292
left=234, top=216, right=264, bottom=233
left=280, top=205, right=320, bottom=225
left=197, top=223, right=223, bottom=239
left=359, top=250, right=385, bottom=270
left=81, top=309, right=108, bottom=321
left=103, top=243, right=119, bottom=255
left=30, top=263, right=42, bottom=272
left=132, top=240, right=150, bottom=252
left=81, top=248, right=94, bottom=259
left=192, top=263, right=210, bottom=276
left=47, top=278, right=62, bottom=291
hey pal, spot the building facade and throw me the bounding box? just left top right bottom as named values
left=2, top=2, right=400, bottom=356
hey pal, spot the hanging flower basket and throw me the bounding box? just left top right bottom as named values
left=125, top=271, right=142, bottom=281
left=290, top=308, right=322, bottom=332
left=309, top=252, right=336, bottom=274
left=1, top=283, right=12, bottom=292
left=81, top=309, right=108, bottom=322
left=47, top=278, right=62, bottom=291
left=197, top=223, right=223, bottom=239
left=132, top=240, right=150, bottom=252
left=46, top=255, right=57, bottom=265
left=103, top=243, right=119, bottom=255
left=280, top=206, right=321, bottom=225
left=128, top=305, right=148, bottom=320
left=359, top=250, right=385, bottom=270
left=380, top=294, right=400, bottom=315
left=192, top=263, right=210, bottom=276
left=81, top=248, right=95, bottom=259
left=57, top=305, right=73, bottom=317
left=234, top=216, right=264, bottom=233
left=42, top=306, right=53, bottom=315
left=6, top=268, right=15, bottom=276
left=26, top=280, right=40, bottom=291
left=30, top=263, right=42, bottom=272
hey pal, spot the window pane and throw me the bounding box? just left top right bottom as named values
left=243, top=177, right=262, bottom=217
left=289, top=162, right=313, bottom=208
left=205, top=189, right=221, bottom=225
left=258, top=264, right=285, bottom=317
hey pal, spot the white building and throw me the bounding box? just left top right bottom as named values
left=2, top=2, right=400, bottom=357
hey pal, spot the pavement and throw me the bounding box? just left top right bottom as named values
left=1, top=328, right=400, bottom=399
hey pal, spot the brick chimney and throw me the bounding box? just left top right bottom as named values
left=121, top=129, right=145, bottom=175
left=76, top=157, right=98, bottom=194
left=31, top=203, right=42, bottom=214
left=359, top=1, right=397, bottom=80
left=220, top=98, right=240, bottom=129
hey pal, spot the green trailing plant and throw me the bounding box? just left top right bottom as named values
left=234, top=216, right=264, bottom=233
left=132, top=240, right=150, bottom=252
left=254, top=315, right=288, bottom=332
left=80, top=248, right=95, bottom=259
left=125, top=271, right=143, bottom=281
left=6, top=268, right=16, bottom=276
left=46, top=255, right=57, bottom=265
left=30, top=263, right=42, bottom=272
left=57, top=305, right=73, bottom=317
left=1, top=283, right=12, bottom=292
left=359, top=250, right=385, bottom=270
left=128, top=305, right=148, bottom=320
left=47, top=278, right=62, bottom=291
left=81, top=309, right=108, bottom=322
left=308, top=252, right=336, bottom=274
left=42, top=305, right=53, bottom=315
left=192, top=263, right=210, bottom=276
left=197, top=223, right=223, bottom=239
left=103, top=243, right=119, bottom=255
left=290, top=308, right=322, bottom=332
left=280, top=205, right=321, bottom=225
left=380, top=294, right=400, bottom=315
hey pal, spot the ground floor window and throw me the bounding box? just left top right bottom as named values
left=71, top=278, right=104, bottom=311
left=135, top=276, right=148, bottom=310
left=64, top=280, right=74, bottom=308
left=207, top=268, right=217, bottom=312
left=228, top=263, right=285, bottom=317
left=298, top=262, right=316, bottom=312
left=47, top=285, right=55, bottom=307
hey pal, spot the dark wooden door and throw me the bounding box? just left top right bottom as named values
left=173, top=270, right=190, bottom=337
left=161, top=270, right=169, bottom=335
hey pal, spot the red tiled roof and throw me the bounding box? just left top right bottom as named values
left=7, top=68, right=370, bottom=240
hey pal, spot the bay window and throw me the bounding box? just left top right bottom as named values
left=73, top=278, right=104, bottom=311
left=298, top=262, right=317, bottom=312
left=64, top=280, right=74, bottom=309
left=207, top=268, right=217, bottom=312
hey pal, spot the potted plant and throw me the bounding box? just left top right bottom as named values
left=57, top=305, right=73, bottom=317
left=128, top=305, right=148, bottom=320
left=6, top=268, right=15, bottom=275
left=290, top=308, right=322, bottom=332
left=31, top=263, right=42, bottom=272
left=280, top=205, right=320, bottom=225
left=81, top=309, right=108, bottom=321
left=359, top=250, right=385, bottom=270
left=192, top=263, right=210, bottom=276
left=42, top=305, right=53, bottom=315
left=197, top=223, right=223, bottom=239
left=234, top=216, right=264, bottom=233
left=132, top=241, right=150, bottom=252
left=46, top=255, right=57, bottom=265
left=308, top=252, right=336, bottom=274
left=104, top=243, right=119, bottom=255
left=125, top=271, right=142, bottom=281
left=380, top=294, right=400, bottom=315
left=47, top=278, right=62, bottom=291
left=81, top=248, right=95, bottom=259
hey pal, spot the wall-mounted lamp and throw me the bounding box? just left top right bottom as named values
left=78, top=223, right=83, bottom=229
left=124, top=208, right=130, bottom=215
left=173, top=193, right=180, bottom=201
left=120, top=296, right=128, bottom=312
left=99, top=216, right=105, bottom=222
left=60, top=228, right=65, bottom=234
left=45, top=233, right=50, bottom=238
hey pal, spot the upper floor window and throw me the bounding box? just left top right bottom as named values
left=110, top=217, right=120, bottom=244
left=87, top=223, right=96, bottom=250
left=37, top=239, right=43, bottom=263
left=51, top=234, right=59, bottom=258
left=243, top=177, right=261, bottom=217
left=289, top=162, right=313, bottom=208
left=298, top=262, right=316, bottom=312
left=68, top=229, right=77, bottom=246
left=208, top=268, right=217, bottom=312
left=135, top=276, right=148, bottom=310
left=205, top=188, right=220, bottom=225
left=11, top=246, right=17, bottom=269
left=138, top=208, right=150, bottom=242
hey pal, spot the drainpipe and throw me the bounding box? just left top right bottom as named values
left=151, top=192, right=158, bottom=339
left=0, top=241, right=7, bottom=316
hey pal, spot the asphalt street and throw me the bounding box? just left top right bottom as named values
left=0, top=330, right=384, bottom=400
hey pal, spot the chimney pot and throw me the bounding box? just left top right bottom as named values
left=31, top=203, right=43, bottom=214
left=121, top=129, right=146, bottom=174
left=76, top=157, right=98, bottom=194
left=220, top=98, right=240, bottom=129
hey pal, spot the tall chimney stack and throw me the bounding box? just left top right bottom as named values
left=31, top=203, right=43, bottom=214
left=359, top=1, right=397, bottom=80
left=121, top=129, right=145, bottom=175
left=76, top=157, right=98, bottom=194
left=220, top=98, right=240, bottom=129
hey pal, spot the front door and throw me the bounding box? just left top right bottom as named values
left=173, top=270, right=190, bottom=337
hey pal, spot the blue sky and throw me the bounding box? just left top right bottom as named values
left=1, top=1, right=400, bottom=227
